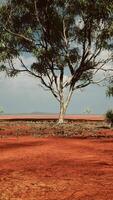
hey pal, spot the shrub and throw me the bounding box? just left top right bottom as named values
left=105, top=110, right=113, bottom=128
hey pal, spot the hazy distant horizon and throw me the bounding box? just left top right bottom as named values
left=0, top=111, right=105, bottom=116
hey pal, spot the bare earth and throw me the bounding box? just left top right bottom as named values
left=0, top=116, right=113, bottom=200
left=0, top=114, right=105, bottom=121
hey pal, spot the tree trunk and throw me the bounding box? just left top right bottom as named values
left=58, top=102, right=66, bottom=124
left=58, top=89, right=73, bottom=124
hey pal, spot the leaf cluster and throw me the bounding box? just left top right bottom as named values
left=0, top=0, right=113, bottom=88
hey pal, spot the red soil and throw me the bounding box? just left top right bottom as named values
left=0, top=114, right=105, bottom=121
left=0, top=136, right=113, bottom=200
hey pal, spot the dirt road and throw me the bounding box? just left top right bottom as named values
left=0, top=136, right=113, bottom=200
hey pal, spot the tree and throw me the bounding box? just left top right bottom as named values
left=0, top=106, right=4, bottom=114
left=105, top=109, right=113, bottom=128
left=0, top=0, right=113, bottom=123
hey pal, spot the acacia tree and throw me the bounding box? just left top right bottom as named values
left=0, top=0, right=113, bottom=123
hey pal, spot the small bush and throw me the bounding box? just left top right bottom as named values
left=105, top=110, right=113, bottom=127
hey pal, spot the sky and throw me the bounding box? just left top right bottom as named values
left=0, top=71, right=113, bottom=114
left=0, top=0, right=113, bottom=115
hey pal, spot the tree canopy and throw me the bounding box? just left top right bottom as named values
left=0, top=0, right=113, bottom=122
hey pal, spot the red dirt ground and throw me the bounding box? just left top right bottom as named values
left=0, top=136, right=113, bottom=200
left=0, top=114, right=105, bottom=121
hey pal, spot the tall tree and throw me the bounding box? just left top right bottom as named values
left=0, top=0, right=113, bottom=123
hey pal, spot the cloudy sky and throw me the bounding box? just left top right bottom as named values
left=0, top=70, right=113, bottom=114
left=0, top=0, right=113, bottom=114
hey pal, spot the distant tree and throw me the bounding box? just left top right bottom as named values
left=105, top=109, right=113, bottom=128
left=0, top=106, right=4, bottom=114
left=83, top=107, right=92, bottom=115
left=0, top=0, right=113, bottom=123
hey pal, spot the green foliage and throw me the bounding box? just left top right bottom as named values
left=0, top=64, right=6, bottom=72
left=8, top=69, right=20, bottom=77
left=0, top=0, right=113, bottom=74
left=105, top=109, right=113, bottom=127
left=0, top=0, right=113, bottom=113
left=106, top=86, right=113, bottom=97
left=31, top=62, right=47, bottom=76
left=106, top=77, right=113, bottom=97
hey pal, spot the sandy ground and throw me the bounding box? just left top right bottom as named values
left=0, top=136, right=113, bottom=200
left=0, top=114, right=105, bottom=121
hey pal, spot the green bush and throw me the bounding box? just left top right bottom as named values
left=105, top=110, right=113, bottom=127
